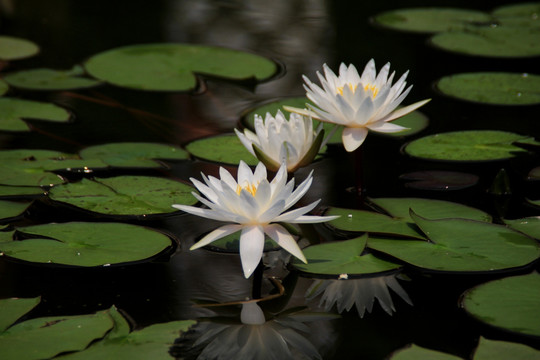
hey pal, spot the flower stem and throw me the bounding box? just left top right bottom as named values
left=354, top=146, right=365, bottom=205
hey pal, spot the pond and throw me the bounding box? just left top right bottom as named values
left=0, top=1, right=539, bottom=359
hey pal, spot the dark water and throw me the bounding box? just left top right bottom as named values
left=0, top=1, right=539, bottom=359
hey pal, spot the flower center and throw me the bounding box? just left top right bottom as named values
left=337, top=83, right=357, bottom=96
left=363, top=83, right=379, bottom=98
left=236, top=181, right=259, bottom=196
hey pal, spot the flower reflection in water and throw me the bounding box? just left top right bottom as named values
left=306, top=275, right=412, bottom=317
left=180, top=301, right=335, bottom=360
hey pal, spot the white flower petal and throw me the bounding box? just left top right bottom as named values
left=381, top=98, right=431, bottom=122
left=367, top=121, right=409, bottom=133
left=342, top=127, right=368, bottom=152
left=286, top=214, right=340, bottom=223
left=190, top=224, right=243, bottom=250
left=264, top=223, right=306, bottom=263
left=239, top=225, right=265, bottom=278
left=172, top=203, right=233, bottom=222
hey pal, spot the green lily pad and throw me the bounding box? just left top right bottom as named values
left=3, top=65, right=101, bottom=91
left=0, top=80, right=8, bottom=96
left=0, top=36, right=39, bottom=61
left=79, top=142, right=189, bottom=168
left=0, top=310, right=114, bottom=360
left=492, top=3, right=540, bottom=28
left=400, top=171, right=479, bottom=191
left=0, top=200, right=30, bottom=220
left=473, top=337, right=540, bottom=359
left=185, top=133, right=259, bottom=166
left=0, top=297, right=41, bottom=333
left=0, top=149, right=107, bottom=186
left=0, top=98, right=72, bottom=132
left=462, top=272, right=540, bottom=337
left=379, top=110, right=429, bottom=138
left=404, top=130, right=538, bottom=161
left=390, top=344, right=463, bottom=360
left=59, top=308, right=196, bottom=360
left=0, top=185, right=45, bottom=197
left=0, top=222, right=172, bottom=266
left=372, top=8, right=492, bottom=33
left=84, top=43, right=276, bottom=91
left=431, top=25, right=540, bottom=58
left=367, top=212, right=540, bottom=272
left=504, top=217, right=540, bottom=239
left=291, top=235, right=402, bottom=277
left=436, top=72, right=540, bottom=105
left=527, top=198, right=540, bottom=207
left=326, top=197, right=491, bottom=239
left=49, top=176, right=197, bottom=216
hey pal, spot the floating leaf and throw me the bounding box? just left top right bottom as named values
left=84, top=43, right=276, bottom=91
left=0, top=185, right=44, bottom=197
left=3, top=66, right=101, bottom=91
left=367, top=212, right=540, bottom=272
left=0, top=200, right=30, bottom=220
left=49, top=176, right=197, bottom=216
left=492, top=3, right=540, bottom=29
left=436, top=72, right=540, bottom=105
left=185, top=133, right=258, bottom=166
left=504, top=217, right=540, bottom=239
left=327, top=197, right=491, bottom=239
left=0, top=310, right=114, bottom=360
left=389, top=344, right=463, bottom=360
left=0, top=297, right=40, bottom=333
left=400, top=170, right=479, bottom=191
left=372, top=8, right=492, bottom=33
left=431, top=25, right=540, bottom=58
left=0, top=149, right=106, bottom=186
left=0, top=36, right=39, bottom=61
left=527, top=198, right=540, bottom=207
left=80, top=142, right=189, bottom=168
left=0, top=98, right=72, bottom=132
left=291, top=235, right=402, bottom=277
left=473, top=337, right=540, bottom=360
left=528, top=166, right=540, bottom=180
left=0, top=222, right=172, bottom=266
left=404, top=130, right=537, bottom=161
left=0, top=80, right=8, bottom=96
left=461, top=272, right=540, bottom=337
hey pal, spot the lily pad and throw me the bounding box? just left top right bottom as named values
left=528, top=166, right=540, bottom=180
left=472, top=337, right=540, bottom=359
left=79, top=142, right=189, bottom=168
left=0, top=98, right=72, bottom=132
left=372, top=8, right=492, bottom=33
left=400, top=171, right=479, bottom=191
left=0, top=80, right=8, bottom=96
left=0, top=36, right=39, bottom=61
left=84, top=43, right=276, bottom=91
left=0, top=200, right=31, bottom=220
left=431, top=25, right=540, bottom=58
left=0, top=297, right=40, bottom=333
left=0, top=149, right=106, bottom=186
left=49, top=176, right=197, bottom=216
left=185, top=133, right=258, bottom=166
left=504, top=217, right=540, bottom=239
left=0, top=310, right=114, bottom=360
left=403, top=130, right=538, bottom=161
left=436, top=72, right=540, bottom=105
left=0, top=222, right=173, bottom=266
left=367, top=212, right=540, bottom=272
left=390, top=344, right=463, bottom=360
left=291, top=235, right=402, bottom=277
left=527, top=198, right=540, bottom=207
left=3, top=66, right=101, bottom=91
left=461, top=272, right=540, bottom=337
left=59, top=308, right=196, bottom=360
left=326, top=197, right=491, bottom=239
left=0, top=185, right=45, bottom=197
left=492, top=3, right=540, bottom=28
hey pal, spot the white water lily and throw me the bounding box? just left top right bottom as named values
left=306, top=275, right=412, bottom=318
left=235, top=110, right=324, bottom=172
left=285, top=59, right=430, bottom=152
left=172, top=161, right=338, bottom=278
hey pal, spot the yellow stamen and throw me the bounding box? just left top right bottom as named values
left=337, top=83, right=358, bottom=96
left=236, top=182, right=258, bottom=196
left=364, top=83, right=379, bottom=98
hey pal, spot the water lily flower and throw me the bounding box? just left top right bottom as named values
left=306, top=275, right=412, bottom=317
left=172, top=161, right=338, bottom=278
left=235, top=110, right=324, bottom=172
left=285, top=59, right=430, bottom=152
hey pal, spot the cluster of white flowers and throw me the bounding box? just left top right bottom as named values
left=174, top=59, right=429, bottom=278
